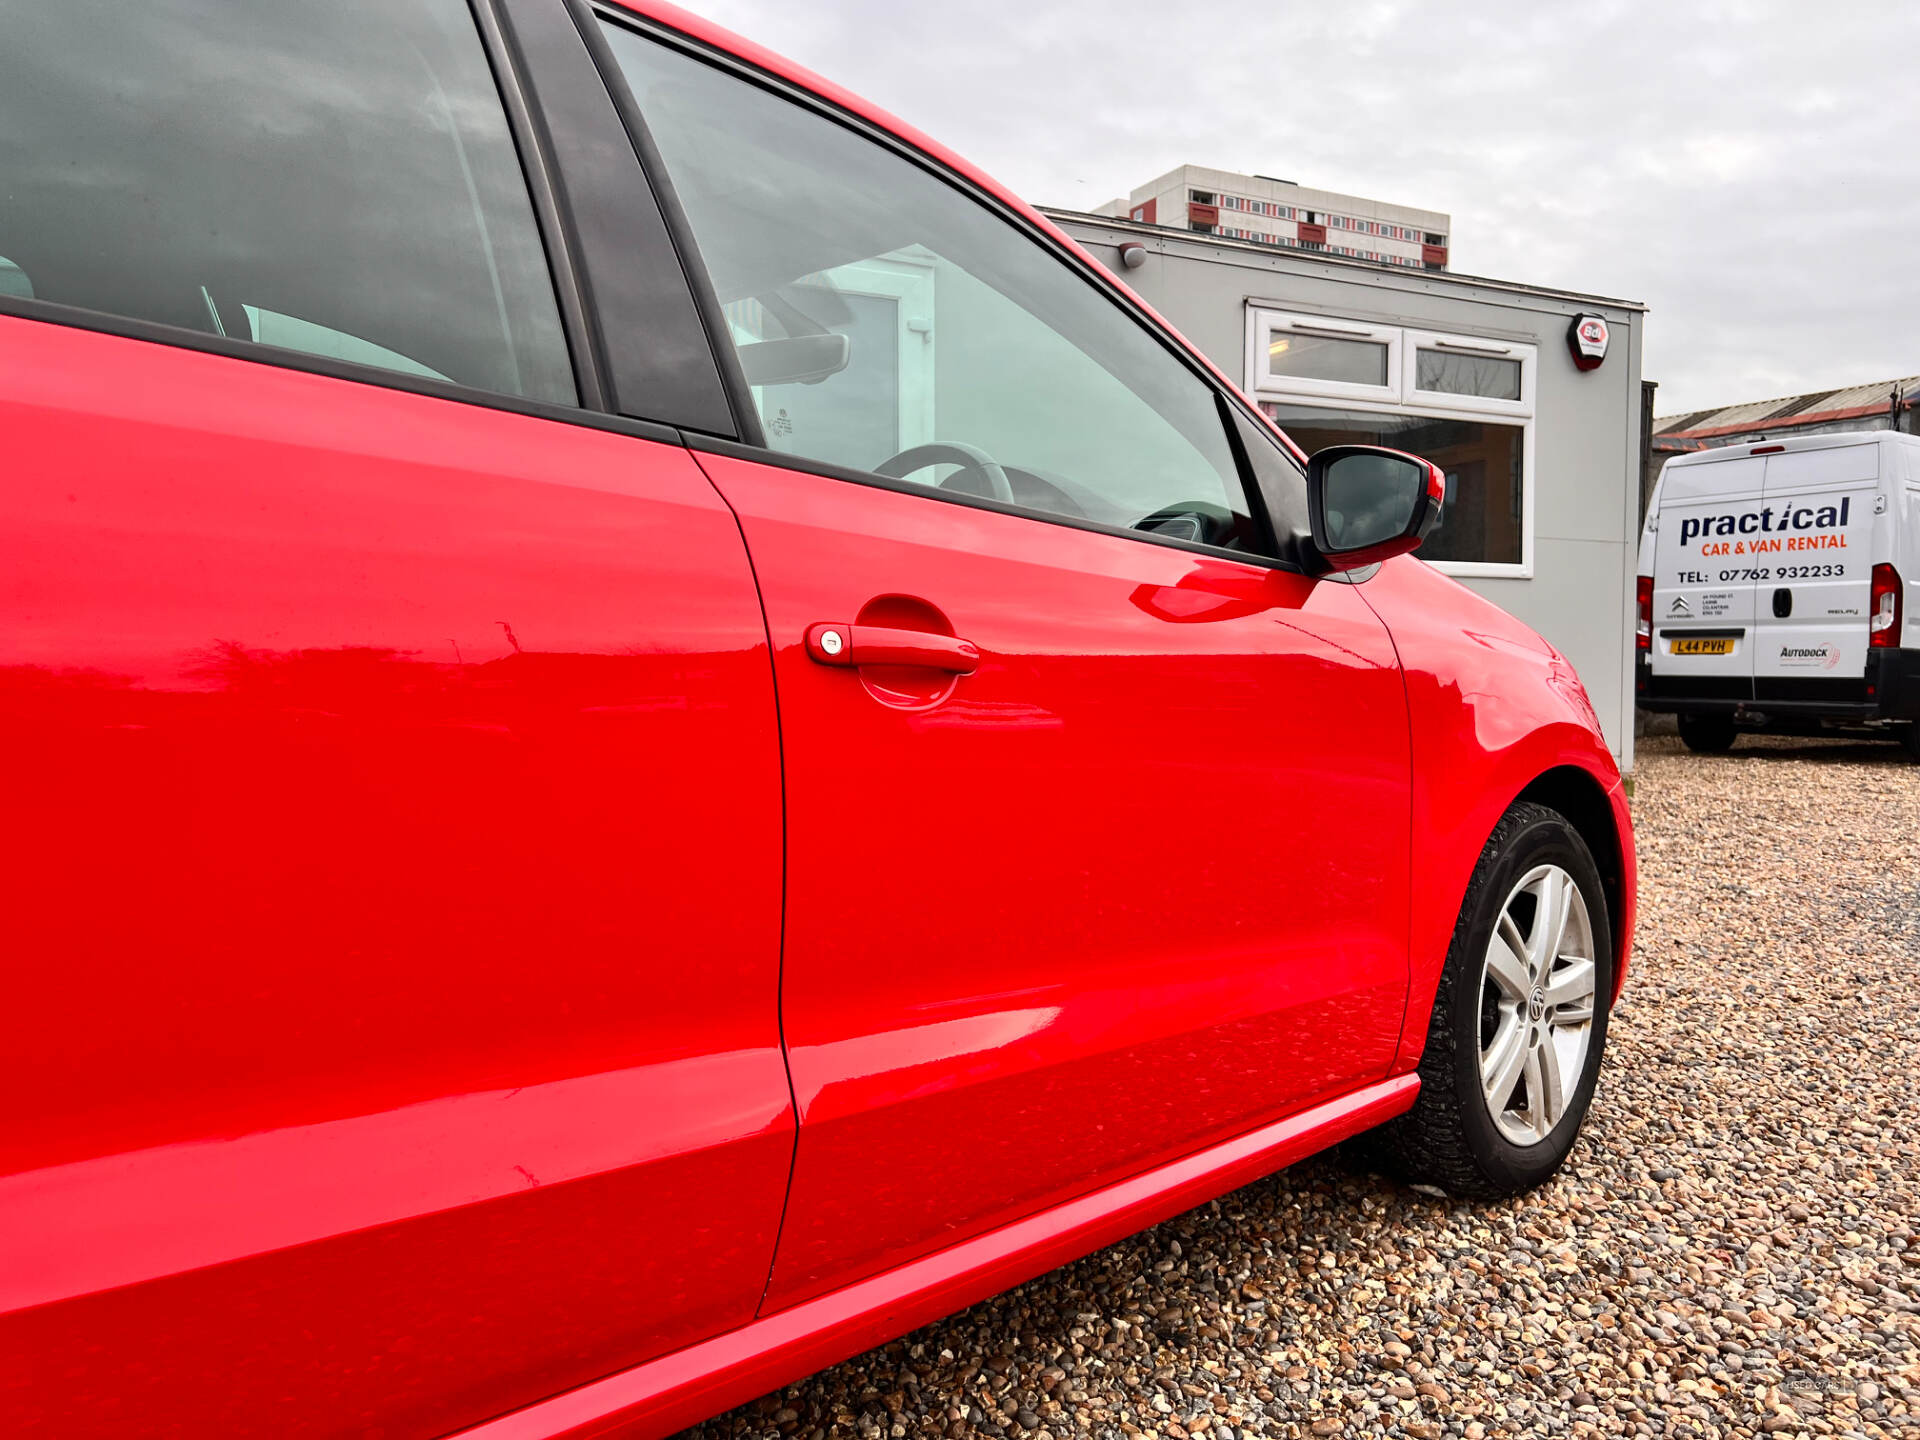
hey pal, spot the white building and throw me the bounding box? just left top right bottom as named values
left=1048, top=208, right=1646, bottom=768
left=1099, top=165, right=1451, bottom=271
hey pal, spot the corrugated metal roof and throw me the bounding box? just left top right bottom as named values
left=1660, top=408, right=1723, bottom=433
left=1655, top=375, right=1920, bottom=439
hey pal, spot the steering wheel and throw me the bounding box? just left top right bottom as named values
left=874, top=441, right=1015, bottom=503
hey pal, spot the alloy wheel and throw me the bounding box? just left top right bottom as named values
left=1477, top=863, right=1597, bottom=1146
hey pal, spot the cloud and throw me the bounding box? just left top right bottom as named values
left=667, top=0, right=1920, bottom=415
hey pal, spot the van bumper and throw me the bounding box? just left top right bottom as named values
left=1636, top=648, right=1920, bottom=723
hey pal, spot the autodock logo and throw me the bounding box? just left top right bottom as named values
left=1779, top=642, right=1842, bottom=671
left=1677, top=498, right=1850, bottom=558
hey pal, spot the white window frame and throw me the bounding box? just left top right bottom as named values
left=1247, top=307, right=1538, bottom=579
left=1403, top=328, right=1534, bottom=419
left=1246, top=308, right=1400, bottom=405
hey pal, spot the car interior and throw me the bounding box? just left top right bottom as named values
left=604, top=22, right=1267, bottom=556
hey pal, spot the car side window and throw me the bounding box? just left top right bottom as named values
left=597, top=23, right=1261, bottom=554
left=0, top=0, right=574, bottom=405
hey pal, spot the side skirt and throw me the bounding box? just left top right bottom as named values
left=448, top=1073, right=1419, bottom=1440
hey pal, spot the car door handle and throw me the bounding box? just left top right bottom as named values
left=804, top=623, right=980, bottom=674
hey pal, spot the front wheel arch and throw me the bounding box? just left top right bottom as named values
left=1512, top=765, right=1629, bottom=998
left=1370, top=800, right=1616, bottom=1197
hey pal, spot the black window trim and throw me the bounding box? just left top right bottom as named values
left=584, top=0, right=1312, bottom=568
left=1215, top=393, right=1309, bottom=574
left=0, top=0, right=674, bottom=438
left=0, top=290, right=682, bottom=445
left=493, top=0, right=736, bottom=433
left=562, top=0, right=764, bottom=446
left=470, top=0, right=609, bottom=412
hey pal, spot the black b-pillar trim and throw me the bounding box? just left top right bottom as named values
left=492, top=0, right=738, bottom=436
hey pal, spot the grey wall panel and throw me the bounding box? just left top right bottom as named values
left=1056, top=214, right=1645, bottom=768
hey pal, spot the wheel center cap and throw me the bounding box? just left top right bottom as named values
left=1528, top=988, right=1547, bottom=1022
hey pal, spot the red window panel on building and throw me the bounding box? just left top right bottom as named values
left=1297, top=221, right=1327, bottom=245
left=1422, top=243, right=1449, bottom=267
left=1188, top=201, right=1219, bottom=227
left=1130, top=197, right=1157, bottom=224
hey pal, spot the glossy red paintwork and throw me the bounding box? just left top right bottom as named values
left=450, top=1075, right=1417, bottom=1440
left=3, top=3, right=1634, bottom=1436
left=1356, top=557, right=1636, bottom=1079
left=693, top=451, right=1413, bottom=1314
left=0, top=319, right=792, bottom=1436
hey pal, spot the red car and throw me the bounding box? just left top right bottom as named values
left=0, top=1, right=1634, bottom=1435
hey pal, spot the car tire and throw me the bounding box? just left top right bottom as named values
left=1371, top=802, right=1614, bottom=1199
left=1678, top=713, right=1738, bottom=753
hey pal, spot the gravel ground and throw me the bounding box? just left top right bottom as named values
left=684, top=733, right=1920, bottom=1440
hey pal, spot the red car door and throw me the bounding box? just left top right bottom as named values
left=596, top=18, right=1412, bottom=1310
left=0, top=3, right=787, bottom=1435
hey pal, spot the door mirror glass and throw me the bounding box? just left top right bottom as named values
left=1307, top=444, right=1443, bottom=570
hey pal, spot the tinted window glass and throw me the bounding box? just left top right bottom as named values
left=1265, top=403, right=1522, bottom=566
left=0, top=0, right=573, bottom=403
left=600, top=25, right=1256, bottom=551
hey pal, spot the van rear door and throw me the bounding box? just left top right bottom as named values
left=1751, top=441, right=1878, bottom=695
left=1650, top=450, right=1766, bottom=701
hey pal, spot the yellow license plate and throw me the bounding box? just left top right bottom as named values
left=1672, top=637, right=1734, bottom=656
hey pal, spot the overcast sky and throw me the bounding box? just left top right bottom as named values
left=676, top=0, right=1920, bottom=417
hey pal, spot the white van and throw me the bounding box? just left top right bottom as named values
left=1636, top=430, right=1920, bottom=755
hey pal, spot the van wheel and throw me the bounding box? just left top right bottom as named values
left=1678, top=713, right=1738, bottom=753
left=1900, top=725, right=1920, bottom=762
left=1370, top=803, right=1613, bottom=1199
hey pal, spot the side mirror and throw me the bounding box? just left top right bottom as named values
left=1306, top=444, right=1444, bottom=571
